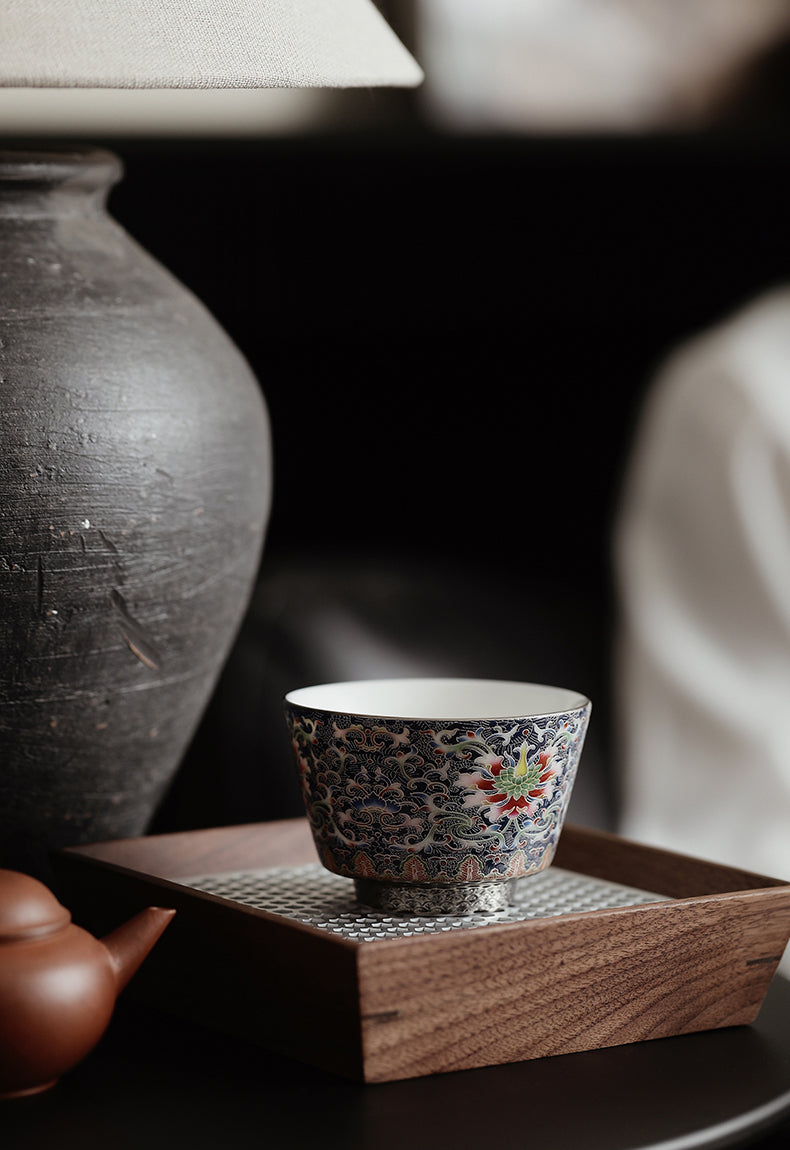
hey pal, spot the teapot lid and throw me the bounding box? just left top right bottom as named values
left=0, top=869, right=71, bottom=941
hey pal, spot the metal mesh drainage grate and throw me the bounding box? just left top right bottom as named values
left=184, top=864, right=666, bottom=942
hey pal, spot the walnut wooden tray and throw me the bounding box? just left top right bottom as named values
left=52, top=820, right=790, bottom=1084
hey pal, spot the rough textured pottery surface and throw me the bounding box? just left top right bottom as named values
left=0, top=149, right=271, bottom=876
left=285, top=679, right=591, bottom=898
left=0, top=867, right=174, bottom=1097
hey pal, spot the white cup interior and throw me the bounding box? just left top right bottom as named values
left=285, top=678, right=588, bottom=720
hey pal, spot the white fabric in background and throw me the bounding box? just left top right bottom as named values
left=0, top=0, right=423, bottom=89
left=615, top=289, right=790, bottom=914
left=417, top=0, right=790, bottom=131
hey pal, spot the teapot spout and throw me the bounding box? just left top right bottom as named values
left=102, top=906, right=175, bottom=993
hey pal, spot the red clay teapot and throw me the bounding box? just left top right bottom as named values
left=0, top=867, right=174, bottom=1098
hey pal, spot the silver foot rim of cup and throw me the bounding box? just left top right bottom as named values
left=354, top=877, right=515, bottom=915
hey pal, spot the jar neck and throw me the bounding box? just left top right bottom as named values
left=0, top=146, right=122, bottom=218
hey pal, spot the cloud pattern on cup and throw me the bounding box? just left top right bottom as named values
left=286, top=704, right=590, bottom=883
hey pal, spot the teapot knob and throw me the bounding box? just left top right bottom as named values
left=0, top=868, right=71, bottom=942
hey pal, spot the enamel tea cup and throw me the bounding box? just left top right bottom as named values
left=284, top=678, right=591, bottom=914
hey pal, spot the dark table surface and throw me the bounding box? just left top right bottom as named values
left=4, top=975, right=790, bottom=1150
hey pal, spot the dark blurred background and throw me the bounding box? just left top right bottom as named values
left=9, top=0, right=790, bottom=836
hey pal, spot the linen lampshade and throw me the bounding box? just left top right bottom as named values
left=0, top=0, right=423, bottom=90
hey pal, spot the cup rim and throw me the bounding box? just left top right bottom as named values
left=284, top=677, right=590, bottom=722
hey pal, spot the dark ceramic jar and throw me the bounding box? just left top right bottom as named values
left=0, top=149, right=271, bottom=875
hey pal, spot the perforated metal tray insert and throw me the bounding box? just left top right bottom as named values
left=184, top=864, right=665, bottom=941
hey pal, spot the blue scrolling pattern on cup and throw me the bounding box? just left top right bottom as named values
left=286, top=705, right=590, bottom=883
